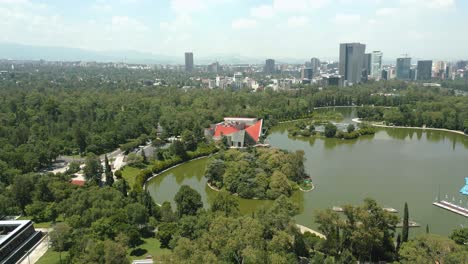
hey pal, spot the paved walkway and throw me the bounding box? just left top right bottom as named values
left=296, top=224, right=326, bottom=239
left=352, top=118, right=467, bottom=137
left=18, top=229, right=50, bottom=264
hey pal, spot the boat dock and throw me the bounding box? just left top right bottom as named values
left=433, top=200, right=468, bottom=218
left=332, top=206, right=398, bottom=213
left=396, top=221, right=421, bottom=228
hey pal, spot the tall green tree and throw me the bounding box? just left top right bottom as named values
left=324, top=123, right=338, bottom=138
left=174, top=185, right=203, bottom=217
left=402, top=202, right=409, bottom=243
left=104, top=155, right=114, bottom=186
left=50, top=222, right=72, bottom=264
left=11, top=174, right=34, bottom=214
left=211, top=190, right=239, bottom=217
left=83, top=153, right=103, bottom=185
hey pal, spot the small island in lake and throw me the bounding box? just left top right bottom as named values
left=288, top=120, right=376, bottom=140
left=205, top=148, right=310, bottom=199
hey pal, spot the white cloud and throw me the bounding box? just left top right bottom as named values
left=273, top=0, right=329, bottom=12
left=334, top=13, right=361, bottom=24
left=160, top=14, right=192, bottom=31
left=232, top=18, right=257, bottom=30
left=250, top=4, right=275, bottom=18
left=170, top=0, right=206, bottom=14
left=400, top=0, right=455, bottom=9
left=376, top=7, right=399, bottom=16
left=287, top=16, right=309, bottom=27
left=110, top=16, right=149, bottom=32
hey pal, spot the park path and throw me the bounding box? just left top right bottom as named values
left=18, top=228, right=50, bottom=264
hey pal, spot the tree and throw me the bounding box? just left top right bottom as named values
left=426, top=224, right=430, bottom=234
left=396, top=233, right=402, bottom=253
left=141, top=149, right=148, bottom=164
left=324, top=123, right=338, bottom=138
left=11, top=174, right=34, bottom=213
left=399, top=234, right=465, bottom=264
left=170, top=140, right=188, bottom=160
left=126, top=203, right=148, bottom=228
left=114, top=179, right=128, bottom=197
left=181, top=129, right=197, bottom=151
left=74, top=126, right=87, bottom=154
left=126, top=153, right=144, bottom=167
left=157, top=222, right=178, bottom=248
left=450, top=227, right=468, bottom=245
left=205, top=159, right=225, bottom=187
left=104, top=155, right=114, bottom=187
left=347, top=124, right=355, bottom=133
left=174, top=185, right=203, bottom=217
left=160, top=201, right=177, bottom=222
left=83, top=153, right=103, bottom=185
left=211, top=190, right=239, bottom=217
left=50, top=222, right=72, bottom=264
left=402, top=202, right=409, bottom=243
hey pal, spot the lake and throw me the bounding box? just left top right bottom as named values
left=146, top=108, right=468, bottom=236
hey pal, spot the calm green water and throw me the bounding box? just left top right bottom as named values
left=147, top=108, right=468, bottom=236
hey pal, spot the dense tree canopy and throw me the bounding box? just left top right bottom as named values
left=205, top=148, right=307, bottom=199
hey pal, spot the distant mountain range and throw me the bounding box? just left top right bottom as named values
left=0, top=43, right=338, bottom=65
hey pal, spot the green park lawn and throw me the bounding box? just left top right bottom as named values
left=36, top=249, right=68, bottom=264
left=121, top=166, right=141, bottom=188
left=36, top=237, right=170, bottom=263
left=128, top=236, right=171, bottom=261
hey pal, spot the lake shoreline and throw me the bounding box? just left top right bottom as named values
left=352, top=118, right=467, bottom=137
left=143, top=155, right=210, bottom=189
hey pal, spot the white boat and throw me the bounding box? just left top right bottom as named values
left=383, top=207, right=398, bottom=213
left=332, top=206, right=344, bottom=212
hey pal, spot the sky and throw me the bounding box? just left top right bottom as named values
left=0, top=0, right=467, bottom=61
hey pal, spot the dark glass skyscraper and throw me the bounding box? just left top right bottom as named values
left=396, top=57, right=411, bottom=80
left=339, top=43, right=366, bottom=85
left=264, top=59, right=275, bottom=74
left=185, top=52, right=194, bottom=72
left=417, top=60, right=433, bottom=81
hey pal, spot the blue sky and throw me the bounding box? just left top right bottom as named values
left=0, top=0, right=466, bottom=60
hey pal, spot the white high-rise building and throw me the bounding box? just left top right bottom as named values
left=371, top=51, right=383, bottom=80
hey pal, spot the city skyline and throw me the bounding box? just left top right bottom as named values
left=0, top=0, right=466, bottom=60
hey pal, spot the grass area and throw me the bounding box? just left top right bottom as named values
left=128, top=236, right=171, bottom=261
left=17, top=216, right=52, bottom=228
left=36, top=249, right=68, bottom=264
left=121, top=166, right=141, bottom=188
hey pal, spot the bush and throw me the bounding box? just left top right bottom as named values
left=358, top=127, right=376, bottom=136
left=343, top=131, right=360, bottom=140
left=324, top=123, right=337, bottom=138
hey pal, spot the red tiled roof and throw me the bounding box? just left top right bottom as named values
left=71, top=180, right=85, bottom=186
left=245, top=120, right=263, bottom=142
left=214, top=124, right=240, bottom=137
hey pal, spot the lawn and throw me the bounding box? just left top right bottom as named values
left=128, top=236, right=171, bottom=261
left=36, top=249, right=68, bottom=264
left=36, top=237, right=170, bottom=263
left=121, top=166, right=141, bottom=188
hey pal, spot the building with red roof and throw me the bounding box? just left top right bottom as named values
left=207, top=117, right=263, bottom=148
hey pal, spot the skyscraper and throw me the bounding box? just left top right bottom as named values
left=363, top=53, right=372, bottom=77
left=264, top=59, right=275, bottom=74
left=301, top=68, right=313, bottom=80
left=417, top=60, right=433, bottom=81
left=371, top=51, right=383, bottom=80
left=310, top=58, right=321, bottom=76
left=339, top=43, right=366, bottom=85
left=396, top=57, right=411, bottom=80
left=185, top=52, right=194, bottom=72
